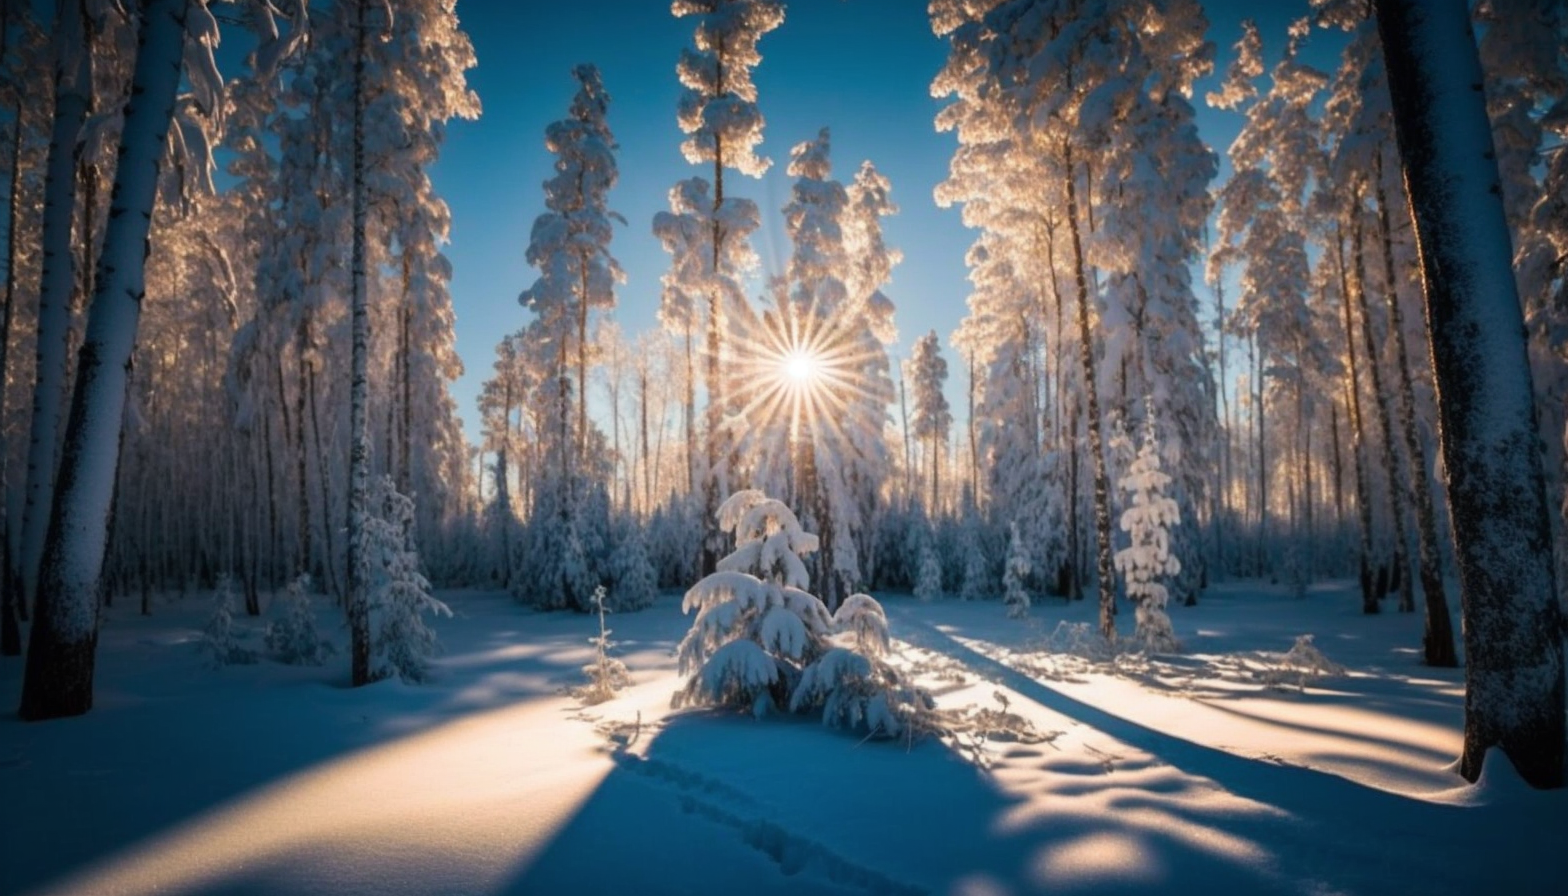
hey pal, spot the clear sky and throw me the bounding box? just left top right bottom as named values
left=434, top=0, right=1321, bottom=448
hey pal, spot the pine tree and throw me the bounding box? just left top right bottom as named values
left=908, top=331, right=951, bottom=515
left=662, top=0, right=783, bottom=576
left=201, top=575, right=258, bottom=668
left=1115, top=410, right=1182, bottom=652
left=672, top=489, right=833, bottom=715
left=366, top=476, right=450, bottom=684
left=579, top=585, right=630, bottom=704
left=264, top=573, right=334, bottom=666
left=914, top=537, right=943, bottom=602
left=607, top=517, right=658, bottom=612
left=520, top=64, right=623, bottom=471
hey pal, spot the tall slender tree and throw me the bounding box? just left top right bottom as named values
left=663, top=0, right=783, bottom=575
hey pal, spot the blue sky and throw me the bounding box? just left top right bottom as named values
left=434, top=1, right=1321, bottom=446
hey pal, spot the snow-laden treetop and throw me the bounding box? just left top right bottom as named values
left=672, top=0, right=785, bottom=176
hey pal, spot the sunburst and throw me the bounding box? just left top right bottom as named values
left=727, top=293, right=888, bottom=459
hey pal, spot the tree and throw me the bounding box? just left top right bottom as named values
left=16, top=0, right=93, bottom=620
left=908, top=330, right=951, bottom=515
left=0, top=3, right=51, bottom=655
left=1373, top=0, right=1565, bottom=788
left=264, top=573, right=334, bottom=666
left=761, top=128, right=894, bottom=610
left=365, top=476, right=450, bottom=684
left=1116, top=410, right=1182, bottom=652
left=1003, top=521, right=1030, bottom=618
left=674, top=489, right=929, bottom=737
left=346, top=0, right=374, bottom=687
left=673, top=489, right=833, bottom=715
left=19, top=0, right=226, bottom=720
left=663, top=0, right=783, bottom=576
left=519, top=64, right=622, bottom=471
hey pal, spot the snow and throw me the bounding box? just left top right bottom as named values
left=4, top=581, right=1566, bottom=896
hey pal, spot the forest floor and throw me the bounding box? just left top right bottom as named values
left=2, top=579, right=1565, bottom=896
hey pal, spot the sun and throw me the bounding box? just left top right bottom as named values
left=782, top=350, right=822, bottom=388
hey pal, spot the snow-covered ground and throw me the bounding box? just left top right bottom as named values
left=3, top=581, right=1564, bottom=896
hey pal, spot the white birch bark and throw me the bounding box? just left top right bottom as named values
left=20, top=0, right=190, bottom=721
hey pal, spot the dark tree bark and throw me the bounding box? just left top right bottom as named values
left=1063, top=140, right=1115, bottom=640
left=2, top=71, right=26, bottom=656
left=345, top=0, right=372, bottom=687
left=1373, top=154, right=1457, bottom=666
left=1336, top=228, right=1379, bottom=613
left=1375, top=0, right=1565, bottom=788
left=1352, top=207, right=1410, bottom=612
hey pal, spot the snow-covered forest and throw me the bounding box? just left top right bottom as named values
left=3, top=0, right=1567, bottom=893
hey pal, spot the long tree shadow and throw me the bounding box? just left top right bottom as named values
left=884, top=610, right=1567, bottom=896
left=494, top=708, right=1308, bottom=896
left=0, top=590, right=670, bottom=896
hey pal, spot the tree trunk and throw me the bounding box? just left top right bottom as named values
left=1255, top=334, right=1266, bottom=575
left=897, top=363, right=912, bottom=508
left=1330, top=401, right=1344, bottom=538
left=684, top=330, right=694, bottom=496
left=1374, top=154, right=1457, bottom=665
left=639, top=366, right=651, bottom=513
left=19, top=0, right=188, bottom=720
left=967, top=354, right=978, bottom=502
left=1337, top=226, right=1379, bottom=611
left=1063, top=141, right=1115, bottom=640
left=1, top=90, right=25, bottom=655
left=295, top=326, right=313, bottom=580
left=306, top=361, right=338, bottom=600
left=399, top=260, right=413, bottom=495
left=18, top=0, right=91, bottom=618
left=345, top=0, right=372, bottom=688
left=1352, top=206, right=1411, bottom=612
left=1375, top=0, right=1564, bottom=787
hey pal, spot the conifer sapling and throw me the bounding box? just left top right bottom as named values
left=202, top=575, right=258, bottom=668
left=1115, top=410, right=1182, bottom=653
left=580, top=585, right=631, bottom=704
left=264, top=573, right=335, bottom=666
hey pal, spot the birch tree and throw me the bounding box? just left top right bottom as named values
left=20, top=0, right=225, bottom=719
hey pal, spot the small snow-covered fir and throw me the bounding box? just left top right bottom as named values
left=364, top=476, right=451, bottom=683
left=674, top=490, right=930, bottom=736
left=264, top=573, right=334, bottom=666
left=578, top=586, right=631, bottom=705
left=914, top=540, right=943, bottom=602
left=1115, top=412, right=1182, bottom=653
left=201, top=575, right=258, bottom=668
